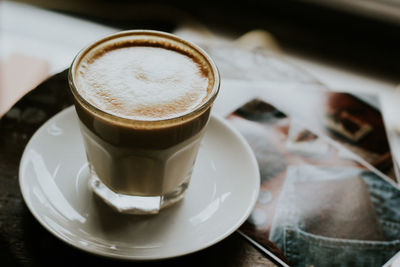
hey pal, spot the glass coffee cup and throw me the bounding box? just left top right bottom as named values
left=68, top=30, right=220, bottom=214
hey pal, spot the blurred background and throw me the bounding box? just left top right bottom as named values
left=5, top=0, right=400, bottom=81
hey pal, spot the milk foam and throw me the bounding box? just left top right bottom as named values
left=76, top=46, right=209, bottom=120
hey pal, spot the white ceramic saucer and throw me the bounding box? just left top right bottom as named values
left=19, top=106, right=259, bottom=260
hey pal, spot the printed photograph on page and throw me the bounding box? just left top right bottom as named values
left=227, top=98, right=400, bottom=267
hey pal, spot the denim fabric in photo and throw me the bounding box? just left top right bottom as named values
left=269, top=165, right=400, bottom=267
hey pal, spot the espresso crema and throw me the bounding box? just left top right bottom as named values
left=75, top=43, right=211, bottom=121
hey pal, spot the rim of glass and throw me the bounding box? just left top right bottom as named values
left=68, top=30, right=220, bottom=127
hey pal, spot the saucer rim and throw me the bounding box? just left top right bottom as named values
left=19, top=106, right=260, bottom=260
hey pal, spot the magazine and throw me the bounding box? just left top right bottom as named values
left=189, top=41, right=400, bottom=266
left=226, top=97, right=400, bottom=266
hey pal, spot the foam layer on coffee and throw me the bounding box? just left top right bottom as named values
left=76, top=45, right=210, bottom=121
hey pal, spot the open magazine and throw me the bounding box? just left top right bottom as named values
left=184, top=39, right=400, bottom=266
left=227, top=95, right=400, bottom=266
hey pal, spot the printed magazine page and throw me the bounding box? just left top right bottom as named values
left=190, top=42, right=400, bottom=266
left=227, top=97, right=400, bottom=267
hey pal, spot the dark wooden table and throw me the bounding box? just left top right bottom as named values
left=0, top=70, right=284, bottom=266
